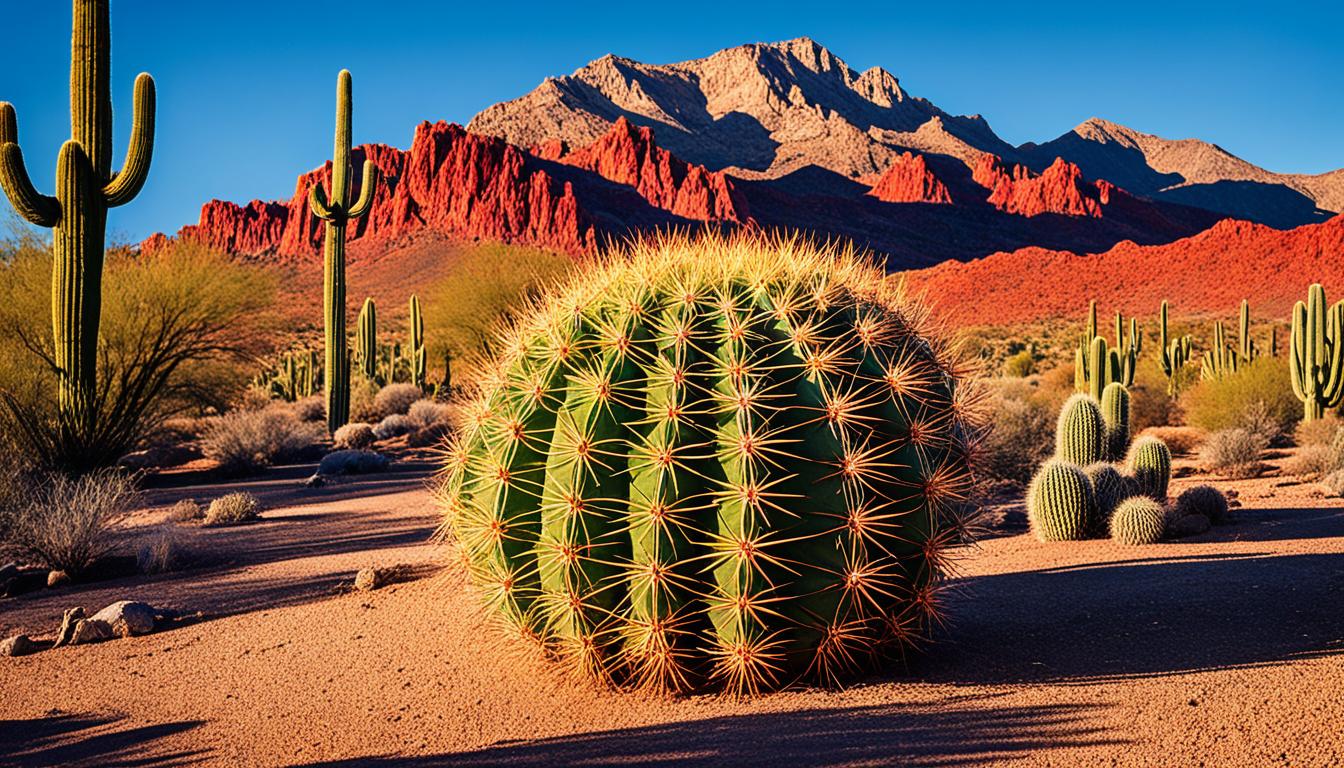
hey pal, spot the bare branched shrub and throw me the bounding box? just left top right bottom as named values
left=1, top=469, right=139, bottom=575
left=292, top=396, right=326, bottom=423
left=204, top=492, right=261, bottom=527
left=1198, top=428, right=1268, bottom=478
left=978, top=379, right=1054, bottom=485
left=167, top=498, right=203, bottom=523
left=1294, top=415, right=1342, bottom=449
left=201, top=407, right=324, bottom=476
left=333, top=422, right=376, bottom=450
left=373, top=384, right=423, bottom=419
left=138, top=525, right=187, bottom=574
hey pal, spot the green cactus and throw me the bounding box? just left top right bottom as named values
left=438, top=234, right=979, bottom=694
left=1128, top=436, right=1172, bottom=501
left=1099, top=382, right=1131, bottom=462
left=1075, top=305, right=1138, bottom=396
left=1027, top=460, right=1097, bottom=542
left=1200, top=320, right=1239, bottom=380
left=1109, top=497, right=1165, bottom=545
left=0, top=0, right=155, bottom=420
left=409, top=294, right=427, bottom=388
left=1289, top=284, right=1344, bottom=421
left=310, top=69, right=379, bottom=433
left=357, top=298, right=377, bottom=381
left=1055, top=393, right=1105, bottom=466
left=1083, top=462, right=1133, bottom=530
left=1238, top=299, right=1258, bottom=362
left=1158, top=300, right=1192, bottom=396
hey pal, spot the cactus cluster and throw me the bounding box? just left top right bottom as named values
left=1074, top=302, right=1140, bottom=398
left=1201, top=299, right=1265, bottom=381
left=1289, top=284, right=1344, bottom=421
left=436, top=233, right=980, bottom=694
left=258, top=349, right=322, bottom=402
left=1158, top=300, right=1192, bottom=396
left=0, top=0, right=156, bottom=420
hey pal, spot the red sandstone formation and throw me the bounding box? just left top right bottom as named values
left=866, top=152, right=953, bottom=204
left=907, top=215, right=1344, bottom=326
left=972, top=155, right=1108, bottom=218
left=557, top=117, right=750, bottom=223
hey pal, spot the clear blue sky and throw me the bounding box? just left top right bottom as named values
left=1, top=1, right=1340, bottom=242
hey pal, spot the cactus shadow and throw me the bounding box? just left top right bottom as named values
left=928, top=547, right=1344, bottom=684
left=298, top=700, right=1123, bottom=767
left=0, top=713, right=208, bottom=766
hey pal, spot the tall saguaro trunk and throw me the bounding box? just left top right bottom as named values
left=0, top=0, right=156, bottom=421
left=309, top=70, right=379, bottom=433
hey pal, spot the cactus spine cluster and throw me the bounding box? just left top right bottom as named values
left=437, top=233, right=979, bottom=694
left=310, top=69, right=379, bottom=433
left=356, top=298, right=377, bottom=380
left=409, top=294, right=427, bottom=388
left=1289, top=284, right=1344, bottom=421
left=0, top=0, right=155, bottom=419
left=1158, top=300, right=1192, bottom=396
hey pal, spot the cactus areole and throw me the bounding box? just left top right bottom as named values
left=437, top=234, right=980, bottom=694
left=310, top=69, right=379, bottom=433
left=0, top=0, right=155, bottom=419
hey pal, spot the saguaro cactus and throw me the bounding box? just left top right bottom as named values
left=1075, top=304, right=1137, bottom=395
left=1289, top=283, right=1344, bottom=421
left=310, top=69, right=379, bottom=432
left=0, top=0, right=155, bottom=418
left=1158, top=300, right=1192, bottom=396
left=357, top=298, right=377, bottom=380
left=1238, top=299, right=1258, bottom=362
left=409, top=294, right=426, bottom=388
left=1200, top=320, right=1238, bottom=380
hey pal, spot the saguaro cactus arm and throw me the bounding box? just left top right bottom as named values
left=103, top=73, right=156, bottom=206
left=347, top=160, right=377, bottom=219
left=0, top=105, right=61, bottom=227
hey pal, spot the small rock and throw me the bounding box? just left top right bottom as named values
left=47, top=570, right=70, bottom=588
left=54, top=607, right=85, bottom=647
left=90, top=600, right=157, bottom=638
left=69, top=619, right=113, bottom=645
left=0, top=634, right=34, bottom=657
left=354, top=567, right=382, bottom=592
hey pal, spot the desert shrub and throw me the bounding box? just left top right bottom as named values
left=167, top=498, right=204, bottom=523
left=1294, top=415, right=1342, bottom=448
left=234, top=384, right=274, bottom=413
left=137, top=525, right=187, bottom=574
left=1181, top=356, right=1298, bottom=443
left=1174, top=485, right=1229, bottom=524
left=407, top=399, right=451, bottom=429
left=979, top=379, right=1054, bottom=484
left=423, top=242, right=574, bottom=370
left=348, top=376, right=382, bottom=423
left=201, top=406, right=324, bottom=475
left=1130, top=360, right=1181, bottom=432
left=317, top=449, right=390, bottom=476
left=407, top=422, right=452, bottom=448
left=0, top=239, right=279, bottom=473
left=1002, top=350, right=1035, bottom=378
left=292, top=395, right=326, bottom=423
left=333, top=422, right=376, bottom=450
left=1198, top=428, right=1267, bottom=478
left=374, top=413, right=413, bottom=440
left=373, top=383, right=423, bottom=418
left=204, top=492, right=261, bottom=526
left=1137, top=425, right=1204, bottom=456
left=1324, top=469, right=1344, bottom=497
left=0, top=469, right=138, bottom=575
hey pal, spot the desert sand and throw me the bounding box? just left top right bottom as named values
left=2, top=455, right=1342, bottom=767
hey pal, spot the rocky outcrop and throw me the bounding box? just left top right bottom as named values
left=973, top=155, right=1108, bottom=218
left=558, top=118, right=751, bottom=222
left=866, top=152, right=952, bottom=204
left=162, top=123, right=597, bottom=259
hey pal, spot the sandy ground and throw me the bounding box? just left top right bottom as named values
left=1, top=458, right=1342, bottom=767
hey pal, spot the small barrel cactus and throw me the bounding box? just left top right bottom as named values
left=1167, top=512, right=1211, bottom=539
left=1027, top=460, right=1096, bottom=542
left=437, top=234, right=980, bottom=694
left=1129, top=436, right=1172, bottom=501
left=1110, top=497, right=1165, bottom=545
left=1100, top=382, right=1131, bottom=461
left=1084, top=462, right=1132, bottom=531
left=1174, top=484, right=1229, bottom=524
left=1055, top=393, right=1105, bottom=466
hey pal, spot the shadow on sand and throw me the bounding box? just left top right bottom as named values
left=300, top=699, right=1121, bottom=767
left=0, top=713, right=207, bottom=767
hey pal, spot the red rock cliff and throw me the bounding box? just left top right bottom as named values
left=972, top=155, right=1108, bottom=218
left=866, top=152, right=953, bottom=204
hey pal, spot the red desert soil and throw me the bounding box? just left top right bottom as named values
left=2, top=457, right=1342, bottom=766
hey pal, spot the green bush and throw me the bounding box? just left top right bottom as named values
left=1181, top=356, right=1298, bottom=442
left=1003, top=350, right=1036, bottom=378
left=204, top=492, right=261, bottom=527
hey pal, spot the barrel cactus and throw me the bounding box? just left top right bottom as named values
left=1055, top=393, right=1105, bottom=466
left=436, top=234, right=980, bottom=694
left=1084, top=462, right=1132, bottom=529
left=1174, top=484, right=1229, bottom=524
left=1129, top=436, right=1172, bottom=501
left=1100, top=382, right=1130, bottom=461
left=1027, top=460, right=1096, bottom=542
left=1110, top=497, right=1166, bottom=545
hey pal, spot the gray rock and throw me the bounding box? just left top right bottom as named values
left=47, top=570, right=70, bottom=588
left=354, top=567, right=382, bottom=592
left=69, top=619, right=113, bottom=645
left=90, top=600, right=157, bottom=638
left=0, top=634, right=34, bottom=657
left=54, top=607, right=85, bottom=647
left=318, top=449, right=389, bottom=477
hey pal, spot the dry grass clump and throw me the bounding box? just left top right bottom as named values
left=374, top=413, right=414, bottom=440
left=1182, top=357, right=1298, bottom=444
left=1294, top=415, right=1342, bottom=448
left=407, top=399, right=451, bottom=429
left=979, top=378, right=1054, bottom=485
left=203, top=492, right=261, bottom=527
left=167, top=498, right=204, bottom=522
left=1198, top=428, right=1267, bottom=478
left=333, top=422, right=377, bottom=449
left=0, top=469, right=139, bottom=576
left=201, top=406, right=324, bottom=475
left=373, top=383, right=423, bottom=418
left=292, top=395, right=327, bottom=423
left=137, top=525, right=188, bottom=574
left=1136, top=425, right=1205, bottom=456
left=1324, top=469, right=1344, bottom=497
